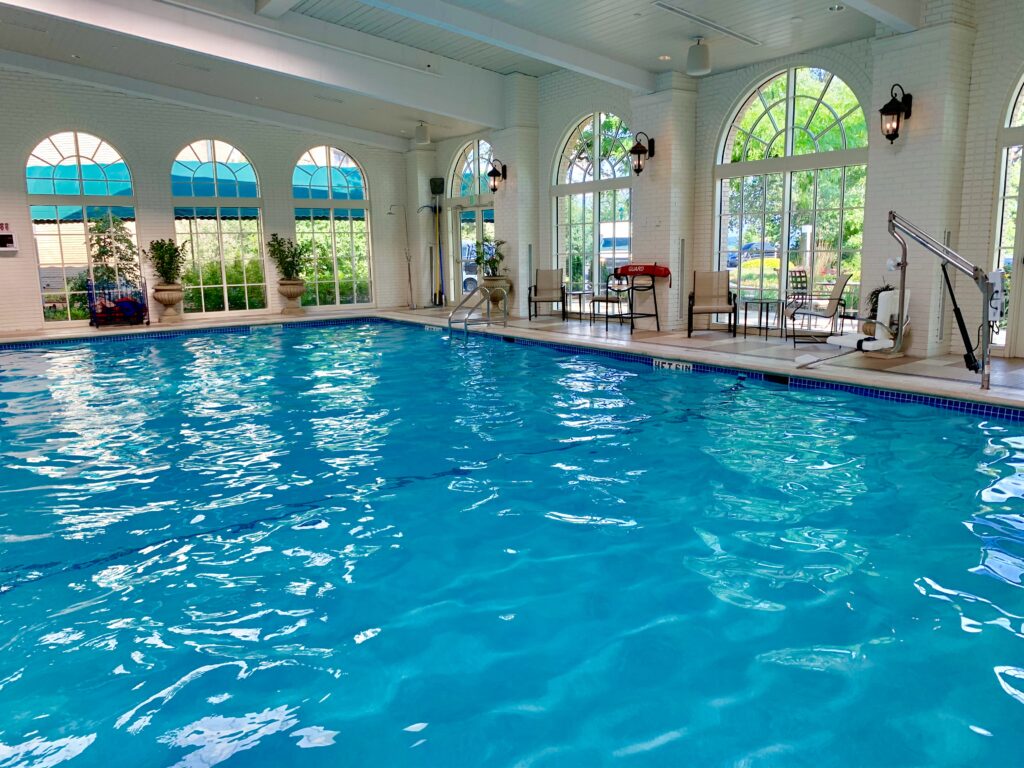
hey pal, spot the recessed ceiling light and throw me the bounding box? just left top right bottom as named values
left=658, top=54, right=671, bottom=61
left=829, top=4, right=846, bottom=11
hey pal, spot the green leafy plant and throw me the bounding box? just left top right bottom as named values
left=267, top=233, right=310, bottom=281
left=144, top=238, right=188, bottom=285
left=474, top=237, right=506, bottom=278
left=866, top=283, right=893, bottom=318
left=88, top=215, right=140, bottom=285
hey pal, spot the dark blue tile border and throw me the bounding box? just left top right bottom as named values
left=3, top=315, right=1024, bottom=422
left=787, top=375, right=1024, bottom=421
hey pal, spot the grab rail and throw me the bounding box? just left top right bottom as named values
left=447, top=284, right=509, bottom=338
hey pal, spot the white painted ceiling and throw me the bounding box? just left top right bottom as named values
left=293, top=0, right=560, bottom=77
left=0, top=0, right=884, bottom=143
left=0, top=3, right=488, bottom=144
left=292, top=0, right=879, bottom=76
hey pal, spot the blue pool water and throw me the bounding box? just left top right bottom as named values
left=1, top=322, right=1023, bottom=767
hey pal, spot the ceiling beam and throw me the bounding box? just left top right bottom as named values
left=352, top=0, right=656, bottom=93
left=254, top=0, right=300, bottom=18
left=0, top=48, right=409, bottom=151
left=844, top=0, right=922, bottom=33
left=0, top=0, right=506, bottom=127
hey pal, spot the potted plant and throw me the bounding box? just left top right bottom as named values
left=267, top=233, right=311, bottom=315
left=143, top=238, right=187, bottom=322
left=863, top=282, right=893, bottom=335
left=475, top=237, right=510, bottom=306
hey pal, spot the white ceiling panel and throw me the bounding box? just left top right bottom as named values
left=292, top=0, right=559, bottom=76
left=295, top=0, right=879, bottom=77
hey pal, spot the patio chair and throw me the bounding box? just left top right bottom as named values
left=591, top=273, right=630, bottom=331
left=528, top=268, right=565, bottom=320
left=783, top=269, right=810, bottom=311
left=785, top=272, right=851, bottom=345
left=688, top=270, right=737, bottom=337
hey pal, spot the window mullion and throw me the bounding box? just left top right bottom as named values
left=784, top=68, right=796, bottom=158
left=216, top=210, right=229, bottom=310
left=839, top=167, right=847, bottom=287
left=781, top=171, right=792, bottom=301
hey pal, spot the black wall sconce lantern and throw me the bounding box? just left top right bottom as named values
left=630, top=132, right=655, bottom=175
left=486, top=159, right=507, bottom=193
left=879, top=84, right=912, bottom=143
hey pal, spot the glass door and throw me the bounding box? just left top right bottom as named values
left=454, top=207, right=494, bottom=296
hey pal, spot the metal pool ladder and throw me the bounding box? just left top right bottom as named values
left=447, top=285, right=509, bottom=338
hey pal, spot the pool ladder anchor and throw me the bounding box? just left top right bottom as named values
left=447, top=284, right=509, bottom=338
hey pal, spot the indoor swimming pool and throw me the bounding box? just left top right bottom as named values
left=0, top=320, right=1022, bottom=767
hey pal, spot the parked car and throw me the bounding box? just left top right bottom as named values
left=725, top=237, right=777, bottom=268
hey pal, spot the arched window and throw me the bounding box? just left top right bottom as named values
left=26, top=131, right=138, bottom=322
left=449, top=138, right=496, bottom=295
left=293, top=146, right=372, bottom=306
left=993, top=79, right=1024, bottom=350
left=451, top=138, right=494, bottom=198
left=716, top=68, right=867, bottom=313
left=553, top=113, right=633, bottom=293
left=172, top=140, right=266, bottom=314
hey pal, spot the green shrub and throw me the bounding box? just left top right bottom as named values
left=144, top=239, right=188, bottom=285
left=267, top=233, right=310, bottom=281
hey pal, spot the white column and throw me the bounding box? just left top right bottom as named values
left=403, top=146, right=438, bottom=308
left=861, top=21, right=975, bottom=356
left=492, top=73, right=540, bottom=316
left=630, top=72, right=697, bottom=331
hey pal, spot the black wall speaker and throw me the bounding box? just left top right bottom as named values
left=429, top=177, right=445, bottom=195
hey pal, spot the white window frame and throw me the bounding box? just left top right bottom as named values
left=293, top=145, right=373, bottom=309
left=714, top=68, right=868, bottom=314
left=991, top=77, right=1024, bottom=355
left=448, top=138, right=496, bottom=298
left=172, top=140, right=268, bottom=317
left=551, top=112, right=634, bottom=295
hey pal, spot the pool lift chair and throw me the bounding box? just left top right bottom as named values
left=797, top=210, right=1005, bottom=391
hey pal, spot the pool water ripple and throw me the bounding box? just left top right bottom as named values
left=1, top=323, right=1024, bottom=766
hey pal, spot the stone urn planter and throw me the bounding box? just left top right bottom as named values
left=152, top=283, right=184, bottom=323
left=481, top=275, right=511, bottom=308
left=278, top=278, right=306, bottom=315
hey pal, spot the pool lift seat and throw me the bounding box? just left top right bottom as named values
left=798, top=210, right=1005, bottom=390
left=825, top=287, right=910, bottom=355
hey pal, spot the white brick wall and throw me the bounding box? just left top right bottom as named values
left=0, top=66, right=411, bottom=333
left=3, top=5, right=1024, bottom=367
left=954, top=0, right=1024, bottom=345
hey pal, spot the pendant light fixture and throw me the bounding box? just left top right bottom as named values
left=686, top=36, right=711, bottom=76
left=414, top=122, right=431, bottom=145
